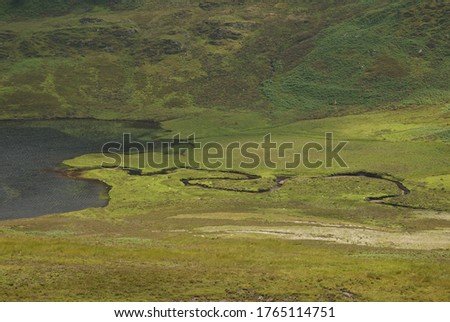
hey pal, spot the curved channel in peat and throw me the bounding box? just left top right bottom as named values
left=75, top=166, right=411, bottom=207
left=325, top=171, right=413, bottom=207
left=64, top=162, right=417, bottom=211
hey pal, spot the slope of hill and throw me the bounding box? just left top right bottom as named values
left=263, top=1, right=450, bottom=113
left=0, top=0, right=448, bottom=121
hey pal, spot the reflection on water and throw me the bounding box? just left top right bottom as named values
left=0, top=120, right=158, bottom=220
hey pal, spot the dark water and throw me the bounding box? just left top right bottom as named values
left=0, top=120, right=159, bottom=220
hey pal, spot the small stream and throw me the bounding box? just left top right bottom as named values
left=327, top=171, right=411, bottom=205
left=85, top=166, right=410, bottom=207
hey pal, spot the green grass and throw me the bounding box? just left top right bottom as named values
left=263, top=1, right=450, bottom=110
left=1, top=106, right=448, bottom=300
left=0, top=0, right=449, bottom=302
left=1, top=233, right=449, bottom=301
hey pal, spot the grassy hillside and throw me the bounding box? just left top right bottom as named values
left=263, top=1, right=450, bottom=112
left=0, top=0, right=448, bottom=120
